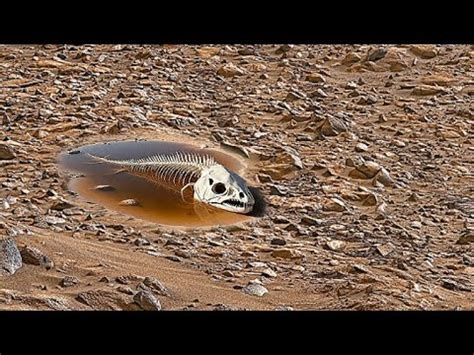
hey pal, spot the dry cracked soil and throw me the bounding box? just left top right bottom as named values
left=0, top=44, right=473, bottom=310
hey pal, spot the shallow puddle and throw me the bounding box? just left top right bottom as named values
left=58, top=140, right=264, bottom=228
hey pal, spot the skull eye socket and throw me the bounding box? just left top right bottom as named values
left=212, top=182, right=227, bottom=194
left=209, top=178, right=214, bottom=185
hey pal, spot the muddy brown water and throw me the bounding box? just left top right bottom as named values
left=58, top=140, right=264, bottom=228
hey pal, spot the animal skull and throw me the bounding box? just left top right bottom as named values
left=193, top=165, right=255, bottom=214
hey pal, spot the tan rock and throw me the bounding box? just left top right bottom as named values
left=271, top=249, right=303, bottom=259
left=326, top=240, right=346, bottom=251
left=217, top=63, right=245, bottom=78
left=0, top=143, right=16, bottom=160
left=421, top=74, right=456, bottom=86
left=306, top=73, right=326, bottom=83
left=119, top=199, right=140, bottom=206
left=376, top=244, right=394, bottom=257
left=195, top=47, right=220, bottom=58
left=411, top=85, right=446, bottom=96
left=341, top=52, right=361, bottom=65
left=410, top=45, right=438, bottom=59
left=76, top=289, right=133, bottom=310
left=323, top=198, right=347, bottom=212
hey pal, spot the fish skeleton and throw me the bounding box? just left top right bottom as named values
left=86, top=151, right=255, bottom=214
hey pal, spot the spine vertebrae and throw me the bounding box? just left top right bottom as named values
left=88, top=152, right=216, bottom=189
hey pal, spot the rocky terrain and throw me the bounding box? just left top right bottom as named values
left=0, top=44, right=473, bottom=310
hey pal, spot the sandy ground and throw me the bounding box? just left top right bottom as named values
left=0, top=44, right=473, bottom=310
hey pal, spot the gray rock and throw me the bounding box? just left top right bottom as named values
left=301, top=216, right=323, bottom=226
left=0, top=238, right=22, bottom=275
left=44, top=216, right=67, bottom=225
left=275, top=306, right=294, bottom=311
left=140, top=276, right=170, bottom=296
left=243, top=282, right=268, bottom=297
left=355, top=142, right=369, bottom=152
left=133, top=290, right=162, bottom=310
left=213, top=304, right=238, bottom=311
left=367, top=48, right=387, bottom=62
left=60, top=275, right=80, bottom=287
left=116, top=285, right=135, bottom=295
left=441, top=279, right=471, bottom=292
left=248, top=261, right=268, bottom=269
left=261, top=268, right=277, bottom=278
left=20, top=246, right=54, bottom=269
left=164, top=115, right=198, bottom=128
left=134, top=237, right=151, bottom=246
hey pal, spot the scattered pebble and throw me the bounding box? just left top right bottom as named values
left=119, top=199, right=140, bottom=206
left=411, top=221, right=422, bottom=229
left=95, top=185, right=115, bottom=192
